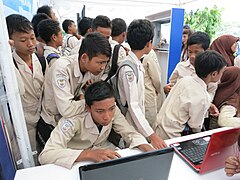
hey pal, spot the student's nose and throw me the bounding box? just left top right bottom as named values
left=103, top=111, right=111, bottom=121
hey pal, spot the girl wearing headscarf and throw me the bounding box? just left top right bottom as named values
left=213, top=66, right=240, bottom=127
left=210, top=35, right=238, bottom=66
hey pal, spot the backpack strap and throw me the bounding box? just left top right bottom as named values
left=105, top=44, right=122, bottom=82
left=13, top=53, right=46, bottom=75
left=66, top=35, right=74, bottom=48
left=35, top=53, right=46, bottom=75
left=109, top=60, right=138, bottom=115
left=46, top=53, right=60, bottom=64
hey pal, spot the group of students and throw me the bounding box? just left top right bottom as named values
left=4, top=5, right=240, bottom=176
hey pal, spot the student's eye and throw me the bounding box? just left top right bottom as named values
left=96, top=110, right=104, bottom=113
left=109, top=106, right=116, bottom=111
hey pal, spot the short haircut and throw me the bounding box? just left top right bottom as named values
left=111, top=18, right=127, bottom=37
left=37, top=5, right=52, bottom=18
left=187, top=31, right=210, bottom=50
left=85, top=81, right=115, bottom=107
left=127, top=19, right=154, bottom=50
left=31, top=13, right=49, bottom=38
left=195, top=50, right=227, bottom=78
left=92, top=15, right=112, bottom=31
left=6, top=14, right=33, bottom=38
left=79, top=32, right=112, bottom=60
left=62, top=19, right=74, bottom=33
left=37, top=19, right=61, bottom=43
left=78, top=17, right=93, bottom=36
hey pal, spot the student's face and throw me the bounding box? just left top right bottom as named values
left=80, top=53, right=109, bottom=75
left=210, top=66, right=226, bottom=83
left=87, top=97, right=116, bottom=126
left=11, top=30, right=36, bottom=55
left=69, top=22, right=78, bottom=35
left=95, top=27, right=112, bottom=39
left=182, top=34, right=188, bottom=45
left=188, top=44, right=205, bottom=66
left=50, top=10, right=58, bottom=21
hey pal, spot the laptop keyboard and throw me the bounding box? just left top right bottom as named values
left=180, top=144, right=208, bottom=165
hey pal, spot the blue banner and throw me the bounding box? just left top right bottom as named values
left=3, top=0, right=33, bottom=13
left=0, top=122, right=15, bottom=180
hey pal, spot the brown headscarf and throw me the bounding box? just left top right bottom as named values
left=213, top=66, right=240, bottom=114
left=210, top=35, right=238, bottom=66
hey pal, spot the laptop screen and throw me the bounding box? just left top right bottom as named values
left=79, top=147, right=174, bottom=180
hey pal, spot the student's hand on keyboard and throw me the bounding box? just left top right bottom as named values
left=149, top=132, right=167, bottom=149
left=77, top=149, right=121, bottom=162
left=225, top=156, right=240, bottom=177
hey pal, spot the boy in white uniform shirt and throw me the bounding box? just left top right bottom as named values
left=6, top=14, right=45, bottom=163
left=118, top=19, right=166, bottom=149
left=62, top=19, right=79, bottom=56
left=38, top=33, right=111, bottom=148
left=38, top=19, right=62, bottom=67
left=155, top=50, right=227, bottom=140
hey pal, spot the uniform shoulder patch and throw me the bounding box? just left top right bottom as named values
left=56, top=74, right=67, bottom=88
left=61, top=120, right=73, bottom=133
left=125, top=71, right=134, bottom=82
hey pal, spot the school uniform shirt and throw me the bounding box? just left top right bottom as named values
left=154, top=75, right=212, bottom=140
left=62, top=34, right=79, bottom=50
left=13, top=50, right=44, bottom=152
left=218, top=105, right=240, bottom=127
left=62, top=34, right=79, bottom=56
left=142, top=49, right=164, bottom=128
left=41, top=54, right=92, bottom=126
left=118, top=51, right=154, bottom=138
left=43, top=45, right=62, bottom=67
left=38, top=107, right=148, bottom=169
left=69, top=38, right=82, bottom=55
left=169, top=59, right=217, bottom=100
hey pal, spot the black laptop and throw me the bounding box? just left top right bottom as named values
left=79, top=147, right=174, bottom=180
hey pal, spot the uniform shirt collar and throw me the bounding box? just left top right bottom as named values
left=193, top=74, right=207, bottom=90
left=44, top=45, right=61, bottom=55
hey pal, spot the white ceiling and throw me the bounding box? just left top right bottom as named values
left=51, top=0, right=230, bottom=25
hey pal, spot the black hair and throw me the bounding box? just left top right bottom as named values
left=92, top=15, right=112, bottom=30
left=85, top=81, right=115, bottom=107
left=195, top=50, right=227, bottom=78
left=111, top=18, right=127, bottom=37
left=37, top=19, right=61, bottom=44
left=127, top=19, right=154, bottom=50
left=78, top=17, right=93, bottom=36
left=37, top=5, right=52, bottom=18
left=78, top=32, right=111, bottom=60
left=62, top=19, right=74, bottom=33
left=31, top=13, right=49, bottom=38
left=6, top=14, right=33, bottom=38
left=187, top=31, right=210, bottom=50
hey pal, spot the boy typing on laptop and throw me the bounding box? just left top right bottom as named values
left=39, top=81, right=153, bottom=169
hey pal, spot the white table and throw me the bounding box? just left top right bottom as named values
left=14, top=127, right=240, bottom=180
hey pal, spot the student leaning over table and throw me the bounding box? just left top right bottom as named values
left=38, top=81, right=154, bottom=169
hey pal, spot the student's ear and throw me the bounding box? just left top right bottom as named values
left=145, top=40, right=152, bottom=48
left=51, top=34, right=58, bottom=42
left=211, top=71, right=218, bottom=78
left=85, top=104, right=91, bottom=112
left=80, top=53, right=89, bottom=63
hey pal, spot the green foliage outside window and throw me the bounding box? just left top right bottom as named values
left=184, top=5, right=222, bottom=39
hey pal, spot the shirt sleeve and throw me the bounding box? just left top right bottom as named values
left=52, top=64, right=86, bottom=118
left=168, top=65, right=179, bottom=84
left=218, top=105, right=240, bottom=127
left=112, top=107, right=148, bottom=148
left=68, top=36, right=79, bottom=49
left=182, top=89, right=210, bottom=132
left=38, top=119, right=82, bottom=169
left=145, top=55, right=162, bottom=94
left=120, top=66, right=154, bottom=137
